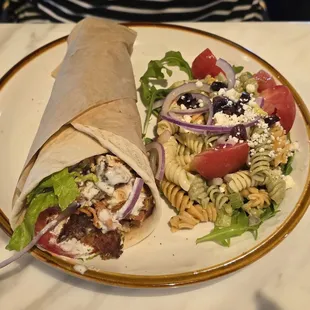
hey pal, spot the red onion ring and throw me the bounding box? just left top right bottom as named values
left=206, top=102, right=214, bottom=125
left=171, top=96, right=211, bottom=115
left=216, top=59, right=235, bottom=90
left=0, top=202, right=79, bottom=269
left=161, top=82, right=211, bottom=115
left=116, top=178, right=144, bottom=220
left=146, top=141, right=165, bottom=181
left=162, top=113, right=260, bottom=134
left=256, top=97, right=264, bottom=108
left=153, top=99, right=164, bottom=110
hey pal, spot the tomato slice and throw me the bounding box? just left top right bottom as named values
left=261, top=85, right=296, bottom=132
left=192, top=48, right=223, bottom=79
left=190, top=143, right=249, bottom=180
left=254, top=70, right=276, bottom=92
left=34, top=207, right=75, bottom=257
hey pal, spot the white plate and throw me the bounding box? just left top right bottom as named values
left=0, top=24, right=309, bottom=288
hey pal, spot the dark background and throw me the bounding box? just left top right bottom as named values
left=265, top=0, right=310, bottom=21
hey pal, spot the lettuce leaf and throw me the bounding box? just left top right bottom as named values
left=51, top=168, right=79, bottom=210
left=7, top=168, right=80, bottom=251
left=6, top=192, right=58, bottom=251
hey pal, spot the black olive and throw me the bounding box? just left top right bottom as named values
left=230, top=124, right=247, bottom=141
left=177, top=93, right=198, bottom=109
left=234, top=102, right=244, bottom=116
left=213, top=96, right=228, bottom=113
left=210, top=81, right=227, bottom=92
left=239, top=92, right=251, bottom=103
left=264, top=114, right=280, bottom=127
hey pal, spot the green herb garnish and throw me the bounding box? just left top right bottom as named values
left=139, top=51, right=193, bottom=137
left=232, top=65, right=244, bottom=74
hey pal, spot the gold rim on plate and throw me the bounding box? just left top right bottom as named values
left=0, top=23, right=309, bottom=288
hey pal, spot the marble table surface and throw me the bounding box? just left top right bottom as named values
left=0, top=22, right=310, bottom=310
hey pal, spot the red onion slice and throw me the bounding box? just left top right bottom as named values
left=0, top=202, right=79, bottom=270
left=171, top=98, right=211, bottom=116
left=161, top=82, right=211, bottom=115
left=256, top=97, right=264, bottom=108
left=115, top=178, right=144, bottom=220
left=162, top=113, right=260, bottom=134
left=153, top=99, right=164, bottom=110
left=216, top=59, right=235, bottom=90
left=206, top=102, right=214, bottom=125
left=146, top=141, right=165, bottom=181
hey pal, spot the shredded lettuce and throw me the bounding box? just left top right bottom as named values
left=7, top=168, right=80, bottom=251
left=139, top=51, right=193, bottom=137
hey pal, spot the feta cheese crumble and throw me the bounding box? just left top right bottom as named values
left=195, top=80, right=203, bottom=88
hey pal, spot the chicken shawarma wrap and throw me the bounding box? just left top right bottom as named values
left=6, top=17, right=161, bottom=260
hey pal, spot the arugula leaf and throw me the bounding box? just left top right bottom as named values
left=232, top=65, right=244, bottom=74
left=139, top=51, right=193, bottom=137
left=282, top=154, right=294, bottom=176
left=51, top=168, right=80, bottom=210
left=6, top=192, right=58, bottom=251
left=160, top=51, right=193, bottom=79
left=197, top=211, right=251, bottom=245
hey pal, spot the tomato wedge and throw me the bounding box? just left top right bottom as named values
left=190, top=143, right=249, bottom=180
left=261, top=85, right=296, bottom=132
left=192, top=48, right=223, bottom=79
left=254, top=70, right=276, bottom=92
left=34, top=207, right=75, bottom=257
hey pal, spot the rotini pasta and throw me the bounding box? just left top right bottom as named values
left=177, top=143, right=192, bottom=156
left=157, top=120, right=178, bottom=135
left=161, top=178, right=195, bottom=214
left=206, top=185, right=230, bottom=209
left=163, top=137, right=194, bottom=191
left=241, top=187, right=270, bottom=212
left=176, top=132, right=205, bottom=154
left=176, top=154, right=195, bottom=170
left=204, top=134, right=220, bottom=149
left=270, top=125, right=291, bottom=167
left=224, top=170, right=268, bottom=193
left=188, top=175, right=210, bottom=208
left=265, top=176, right=286, bottom=205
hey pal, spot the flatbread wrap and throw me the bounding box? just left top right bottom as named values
left=6, top=17, right=161, bottom=260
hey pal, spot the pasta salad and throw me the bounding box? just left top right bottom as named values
left=140, top=48, right=298, bottom=246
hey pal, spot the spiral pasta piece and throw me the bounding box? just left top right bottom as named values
left=176, top=154, right=195, bottom=170
left=163, top=137, right=194, bottom=191
left=206, top=185, right=229, bottom=209
left=224, top=171, right=252, bottom=193
left=270, top=125, right=291, bottom=167
left=188, top=175, right=210, bottom=208
left=266, top=176, right=286, bottom=205
left=250, top=144, right=273, bottom=182
left=177, top=143, right=192, bottom=156
left=157, top=120, right=178, bottom=135
left=161, top=178, right=195, bottom=214
left=241, top=187, right=271, bottom=211
left=176, top=133, right=205, bottom=154
left=204, top=134, right=220, bottom=149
